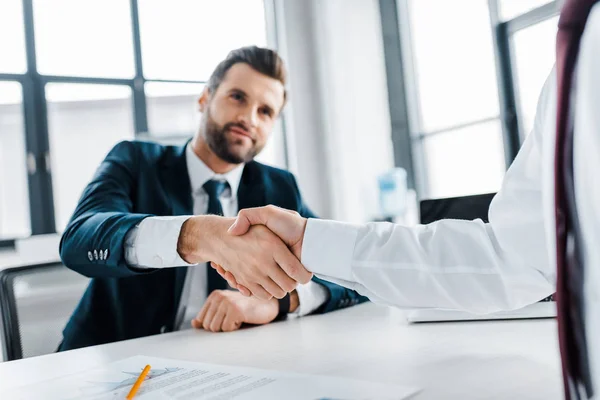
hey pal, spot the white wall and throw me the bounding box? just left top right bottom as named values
left=278, top=0, right=395, bottom=222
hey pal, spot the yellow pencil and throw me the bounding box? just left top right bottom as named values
left=126, top=364, right=151, bottom=399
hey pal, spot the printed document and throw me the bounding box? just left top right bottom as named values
left=5, top=355, right=419, bottom=399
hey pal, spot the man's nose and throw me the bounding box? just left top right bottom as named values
left=237, top=106, right=258, bottom=128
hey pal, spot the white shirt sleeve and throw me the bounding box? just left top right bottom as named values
left=292, top=280, right=330, bottom=316
left=124, top=216, right=197, bottom=269
left=301, top=73, right=558, bottom=315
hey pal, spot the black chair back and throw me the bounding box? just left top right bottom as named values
left=0, top=262, right=89, bottom=361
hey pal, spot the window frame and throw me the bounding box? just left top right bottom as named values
left=0, top=0, right=281, bottom=241
left=381, top=0, right=561, bottom=199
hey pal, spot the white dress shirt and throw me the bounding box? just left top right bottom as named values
left=125, top=144, right=329, bottom=329
left=301, top=4, right=600, bottom=391
left=302, top=66, right=556, bottom=313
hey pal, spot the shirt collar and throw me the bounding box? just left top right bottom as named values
left=185, top=143, right=245, bottom=196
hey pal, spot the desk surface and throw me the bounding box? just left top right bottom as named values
left=0, top=233, right=61, bottom=271
left=0, top=303, right=562, bottom=399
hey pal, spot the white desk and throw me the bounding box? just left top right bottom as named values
left=0, top=303, right=562, bottom=399
left=0, top=234, right=61, bottom=271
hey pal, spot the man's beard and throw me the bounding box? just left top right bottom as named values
left=203, top=113, right=261, bottom=164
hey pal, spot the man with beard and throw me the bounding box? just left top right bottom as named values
left=58, top=46, right=367, bottom=351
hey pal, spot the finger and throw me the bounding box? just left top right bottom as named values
left=258, top=275, right=287, bottom=299
left=211, top=262, right=230, bottom=279
left=237, top=284, right=252, bottom=297
left=194, top=300, right=211, bottom=328
left=211, top=262, right=239, bottom=288
left=202, top=300, right=220, bottom=331
left=273, top=245, right=313, bottom=285
left=266, top=260, right=299, bottom=293
left=209, top=303, right=228, bottom=332
left=221, top=313, right=243, bottom=332
left=191, top=318, right=202, bottom=329
left=222, top=270, right=239, bottom=288
left=216, top=265, right=226, bottom=275
left=228, top=206, right=275, bottom=236
left=246, top=283, right=273, bottom=301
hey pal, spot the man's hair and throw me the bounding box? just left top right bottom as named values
left=207, top=46, right=287, bottom=104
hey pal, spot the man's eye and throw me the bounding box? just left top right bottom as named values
left=260, top=108, right=272, bottom=116
left=231, top=93, right=243, bottom=101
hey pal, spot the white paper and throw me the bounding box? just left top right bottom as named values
left=4, top=355, right=419, bottom=399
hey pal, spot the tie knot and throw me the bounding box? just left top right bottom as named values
left=203, top=179, right=228, bottom=199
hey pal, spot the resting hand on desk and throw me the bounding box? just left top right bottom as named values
left=213, top=206, right=309, bottom=297
left=191, top=289, right=299, bottom=332
left=177, top=214, right=312, bottom=300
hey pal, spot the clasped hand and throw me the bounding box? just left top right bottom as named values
left=177, top=206, right=310, bottom=300
left=215, top=205, right=310, bottom=299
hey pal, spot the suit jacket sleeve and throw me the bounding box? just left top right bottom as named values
left=59, top=141, right=155, bottom=278
left=289, top=175, right=370, bottom=313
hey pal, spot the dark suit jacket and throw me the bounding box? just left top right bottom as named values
left=58, top=140, right=367, bottom=351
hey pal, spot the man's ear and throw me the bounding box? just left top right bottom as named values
left=198, top=87, right=211, bottom=113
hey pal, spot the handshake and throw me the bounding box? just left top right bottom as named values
left=177, top=205, right=312, bottom=300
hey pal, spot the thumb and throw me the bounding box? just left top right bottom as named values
left=228, top=207, right=271, bottom=236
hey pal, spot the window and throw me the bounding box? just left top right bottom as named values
left=408, top=0, right=500, bottom=133
left=0, top=0, right=27, bottom=74
left=511, top=16, right=558, bottom=137
left=0, top=82, right=30, bottom=238
left=138, top=0, right=268, bottom=81
left=423, top=120, right=506, bottom=198
left=499, top=0, right=554, bottom=21
left=1, top=0, right=276, bottom=239
left=33, top=0, right=135, bottom=78
left=407, top=0, right=505, bottom=198
left=145, top=82, right=205, bottom=137
left=0, top=0, right=274, bottom=239
left=139, top=0, right=281, bottom=167
left=46, top=84, right=135, bottom=231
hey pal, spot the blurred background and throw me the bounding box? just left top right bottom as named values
left=0, top=0, right=565, bottom=365
left=0, top=0, right=559, bottom=240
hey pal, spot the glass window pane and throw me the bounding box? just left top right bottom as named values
left=46, top=84, right=135, bottom=231
left=0, top=0, right=27, bottom=73
left=408, top=0, right=500, bottom=133
left=33, top=0, right=135, bottom=78
left=145, top=82, right=205, bottom=137
left=499, top=0, right=554, bottom=21
left=423, top=120, right=505, bottom=198
left=0, top=82, right=31, bottom=238
left=512, top=17, right=558, bottom=138
left=139, top=0, right=267, bottom=81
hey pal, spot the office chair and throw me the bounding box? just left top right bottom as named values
left=0, top=262, right=89, bottom=361
left=419, top=192, right=497, bottom=224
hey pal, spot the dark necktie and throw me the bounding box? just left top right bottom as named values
left=555, top=1, right=598, bottom=398
left=203, top=179, right=229, bottom=292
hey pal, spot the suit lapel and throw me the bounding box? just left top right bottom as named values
left=159, top=143, right=193, bottom=325
left=159, top=143, right=193, bottom=217
left=237, top=162, right=267, bottom=210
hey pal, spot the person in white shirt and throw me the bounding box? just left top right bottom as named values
left=206, top=3, right=600, bottom=397
left=58, top=46, right=367, bottom=351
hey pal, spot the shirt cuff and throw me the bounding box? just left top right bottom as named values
left=301, top=218, right=360, bottom=281
left=291, top=280, right=329, bottom=316
left=124, top=216, right=196, bottom=269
